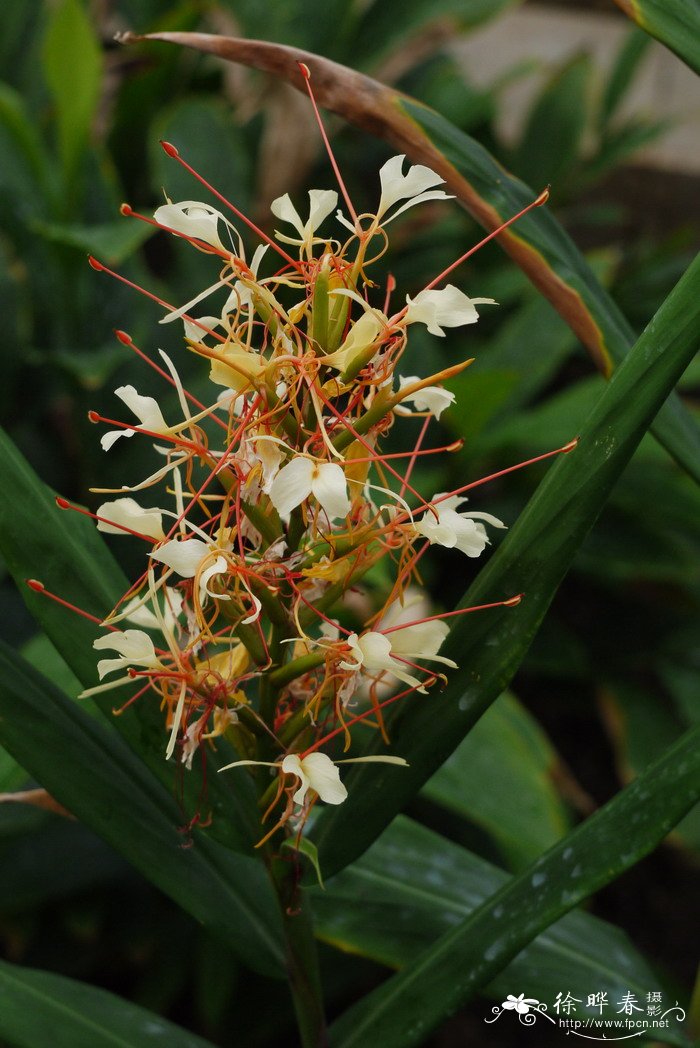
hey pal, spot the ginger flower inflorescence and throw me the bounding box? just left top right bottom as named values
left=55, top=119, right=551, bottom=846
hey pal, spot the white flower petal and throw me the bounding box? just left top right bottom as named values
left=281, top=753, right=347, bottom=806
left=270, top=193, right=304, bottom=237
left=101, top=428, right=135, bottom=452
left=199, top=555, right=229, bottom=603
left=93, top=629, right=158, bottom=680
left=271, top=189, right=338, bottom=247
left=154, top=201, right=226, bottom=251
left=270, top=457, right=315, bottom=518
left=159, top=278, right=229, bottom=326
left=115, top=385, right=168, bottom=432
left=404, top=285, right=497, bottom=336
left=151, top=537, right=209, bottom=577
left=301, top=752, right=347, bottom=804
left=281, top=753, right=310, bottom=804
left=388, top=619, right=449, bottom=658
left=415, top=498, right=506, bottom=558
left=377, top=155, right=448, bottom=218
left=396, top=376, right=455, bottom=419
left=183, top=315, right=223, bottom=343
left=305, top=189, right=339, bottom=234
left=356, top=631, right=394, bottom=672
left=382, top=189, right=452, bottom=224
left=96, top=498, right=165, bottom=540
left=311, top=463, right=350, bottom=521
left=240, top=592, right=262, bottom=625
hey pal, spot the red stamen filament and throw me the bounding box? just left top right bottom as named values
left=55, top=497, right=160, bottom=544
left=86, top=412, right=205, bottom=456
left=159, top=141, right=301, bottom=270
left=400, top=415, right=431, bottom=499
left=113, top=331, right=229, bottom=433
left=26, top=580, right=110, bottom=627
left=88, top=258, right=226, bottom=344
left=344, top=439, right=462, bottom=466
left=380, top=595, right=523, bottom=635
left=424, top=187, right=550, bottom=293
left=120, top=203, right=246, bottom=266
left=297, top=62, right=359, bottom=229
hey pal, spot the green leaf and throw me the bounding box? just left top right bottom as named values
left=41, top=0, right=102, bottom=184
left=328, top=725, right=700, bottom=1047
left=614, top=0, right=700, bottom=76
left=284, top=836, right=325, bottom=889
left=600, top=27, right=652, bottom=127
left=0, top=428, right=262, bottom=857
left=397, top=98, right=700, bottom=482
left=350, top=0, right=521, bottom=67
left=422, top=693, right=571, bottom=869
left=32, top=218, right=153, bottom=266
left=0, top=816, right=129, bottom=911
left=314, top=817, right=686, bottom=1045
left=600, top=679, right=700, bottom=853
left=311, top=252, right=700, bottom=879
left=134, top=32, right=700, bottom=485
left=0, top=956, right=217, bottom=1048
left=21, top=633, right=82, bottom=701
left=0, top=640, right=284, bottom=977
left=0, top=82, right=55, bottom=205
left=0, top=745, right=27, bottom=792
left=446, top=292, right=578, bottom=443
left=512, top=53, right=592, bottom=192
left=150, top=97, right=252, bottom=213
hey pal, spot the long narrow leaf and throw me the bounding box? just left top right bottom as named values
left=313, top=817, right=686, bottom=1046
left=0, top=428, right=261, bottom=855
left=0, top=957, right=216, bottom=1048
left=310, top=252, right=700, bottom=877
left=328, top=724, right=700, bottom=1047
left=122, top=31, right=700, bottom=484
left=0, top=640, right=284, bottom=977
left=613, top=0, right=700, bottom=76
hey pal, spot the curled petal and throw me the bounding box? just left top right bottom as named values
left=388, top=619, right=449, bottom=658
left=100, top=385, right=170, bottom=451
left=154, top=200, right=226, bottom=251
left=395, top=377, right=455, bottom=419
left=404, top=285, right=497, bottom=336
left=355, top=631, right=394, bottom=671
left=306, top=189, right=339, bottom=234
left=101, top=428, right=135, bottom=452
left=416, top=496, right=506, bottom=558
left=96, top=498, right=165, bottom=540
left=93, top=629, right=159, bottom=680
left=281, top=753, right=347, bottom=806
left=199, top=555, right=230, bottom=603
left=115, top=385, right=169, bottom=432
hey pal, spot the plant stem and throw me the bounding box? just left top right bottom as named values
left=270, top=853, right=328, bottom=1047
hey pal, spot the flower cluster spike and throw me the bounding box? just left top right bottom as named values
left=62, top=139, right=554, bottom=844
